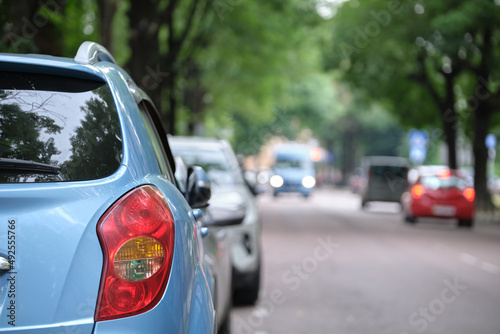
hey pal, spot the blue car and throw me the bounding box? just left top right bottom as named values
left=0, top=42, right=216, bottom=333
left=270, top=143, right=316, bottom=198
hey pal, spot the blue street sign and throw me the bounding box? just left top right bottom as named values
left=485, top=134, right=496, bottom=149
left=409, top=130, right=428, bottom=164
left=409, top=129, right=428, bottom=147
left=410, top=146, right=426, bottom=164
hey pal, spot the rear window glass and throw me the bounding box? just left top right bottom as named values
left=0, top=71, right=122, bottom=183
left=421, top=176, right=466, bottom=190
left=370, top=165, right=408, bottom=178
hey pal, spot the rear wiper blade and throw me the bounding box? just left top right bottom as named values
left=0, top=158, right=60, bottom=174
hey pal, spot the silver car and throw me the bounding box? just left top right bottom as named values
left=170, top=136, right=262, bottom=305
left=173, top=156, right=233, bottom=333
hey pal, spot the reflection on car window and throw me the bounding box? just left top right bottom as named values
left=0, top=72, right=122, bottom=183
left=421, top=176, right=466, bottom=190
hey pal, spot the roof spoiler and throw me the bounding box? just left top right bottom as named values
left=74, top=41, right=116, bottom=65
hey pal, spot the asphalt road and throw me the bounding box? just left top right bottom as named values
left=231, top=187, right=500, bottom=334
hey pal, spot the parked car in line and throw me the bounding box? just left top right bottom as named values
left=0, top=42, right=216, bottom=333
left=169, top=136, right=262, bottom=305
left=401, top=167, right=475, bottom=227
left=349, top=167, right=365, bottom=194
left=174, top=156, right=233, bottom=333
left=360, top=156, right=410, bottom=208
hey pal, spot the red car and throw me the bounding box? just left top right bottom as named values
left=402, top=168, right=475, bottom=227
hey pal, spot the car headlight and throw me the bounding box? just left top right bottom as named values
left=270, top=175, right=284, bottom=188
left=302, top=176, right=316, bottom=189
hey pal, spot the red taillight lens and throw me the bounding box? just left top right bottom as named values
left=463, top=188, right=475, bottom=202
left=411, top=184, right=425, bottom=199
left=95, top=185, right=175, bottom=321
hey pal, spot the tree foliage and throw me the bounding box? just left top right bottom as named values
left=326, top=0, right=500, bottom=208
left=3, top=0, right=499, bottom=210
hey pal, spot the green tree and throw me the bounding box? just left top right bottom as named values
left=326, top=0, right=500, bottom=211
left=0, top=91, right=62, bottom=163
left=62, top=87, right=122, bottom=180
left=200, top=1, right=330, bottom=143
left=126, top=0, right=213, bottom=135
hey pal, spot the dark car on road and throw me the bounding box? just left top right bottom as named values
left=360, top=156, right=410, bottom=208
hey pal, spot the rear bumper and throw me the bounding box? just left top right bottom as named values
left=410, top=198, right=475, bottom=219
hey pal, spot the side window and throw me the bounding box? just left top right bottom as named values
left=138, top=101, right=175, bottom=181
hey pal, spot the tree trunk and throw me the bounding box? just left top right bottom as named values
left=127, top=0, right=163, bottom=112
left=441, top=73, right=458, bottom=169
left=7, top=0, right=64, bottom=55
left=96, top=0, right=117, bottom=54
left=472, top=28, right=495, bottom=215
left=184, top=62, right=206, bottom=136
left=413, top=53, right=458, bottom=169
left=472, top=102, right=494, bottom=212
left=339, top=115, right=358, bottom=185
left=166, top=73, right=177, bottom=135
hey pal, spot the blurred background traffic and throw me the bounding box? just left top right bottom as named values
left=3, top=0, right=500, bottom=217
left=2, top=0, right=500, bottom=333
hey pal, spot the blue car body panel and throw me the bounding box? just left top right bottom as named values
left=0, top=52, right=215, bottom=333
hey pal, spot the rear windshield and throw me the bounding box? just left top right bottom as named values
left=370, top=165, right=408, bottom=178
left=0, top=71, right=122, bottom=183
left=421, top=176, right=467, bottom=190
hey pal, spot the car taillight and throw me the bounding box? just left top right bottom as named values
left=411, top=184, right=425, bottom=199
left=463, top=187, right=475, bottom=202
left=95, top=185, right=175, bottom=321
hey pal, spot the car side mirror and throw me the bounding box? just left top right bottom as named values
left=186, top=166, right=211, bottom=209
left=208, top=207, right=246, bottom=226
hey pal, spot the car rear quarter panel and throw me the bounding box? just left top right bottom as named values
left=92, top=175, right=215, bottom=334
left=0, top=167, right=135, bottom=331
left=92, top=65, right=215, bottom=332
left=0, top=172, right=215, bottom=334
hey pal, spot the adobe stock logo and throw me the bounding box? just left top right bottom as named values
left=235, top=235, right=340, bottom=333
left=400, top=277, right=467, bottom=334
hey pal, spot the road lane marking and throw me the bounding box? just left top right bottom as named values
left=459, top=253, right=499, bottom=274
left=459, top=253, right=478, bottom=265
left=479, top=262, right=500, bottom=274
